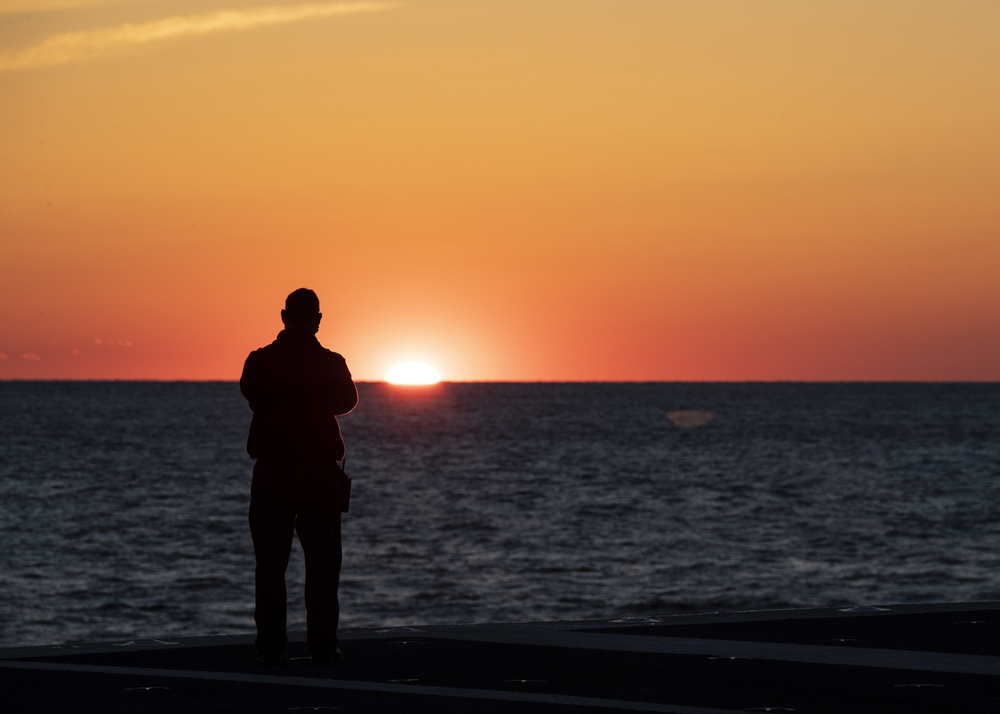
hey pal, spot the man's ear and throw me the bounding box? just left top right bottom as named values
left=280, top=309, right=289, bottom=325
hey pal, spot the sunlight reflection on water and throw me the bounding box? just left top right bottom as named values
left=666, top=409, right=716, bottom=428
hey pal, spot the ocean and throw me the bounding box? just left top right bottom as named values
left=1, top=381, right=998, bottom=648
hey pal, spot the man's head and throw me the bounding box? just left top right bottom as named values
left=281, top=288, right=322, bottom=333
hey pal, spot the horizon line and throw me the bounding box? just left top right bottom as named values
left=1, top=378, right=998, bottom=385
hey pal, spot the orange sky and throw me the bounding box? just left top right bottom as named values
left=2, top=0, right=998, bottom=381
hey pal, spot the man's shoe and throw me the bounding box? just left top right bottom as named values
left=312, top=647, right=344, bottom=665
left=254, top=651, right=281, bottom=666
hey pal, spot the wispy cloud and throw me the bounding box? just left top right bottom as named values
left=0, top=0, right=127, bottom=14
left=0, top=2, right=399, bottom=72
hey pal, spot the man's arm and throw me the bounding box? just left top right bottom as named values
left=239, top=351, right=260, bottom=409
left=327, top=354, right=359, bottom=416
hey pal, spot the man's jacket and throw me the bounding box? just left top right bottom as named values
left=240, top=329, right=358, bottom=463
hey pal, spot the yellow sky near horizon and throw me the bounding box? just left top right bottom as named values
left=1, top=0, right=998, bottom=381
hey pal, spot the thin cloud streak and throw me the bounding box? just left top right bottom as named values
left=0, top=2, right=399, bottom=72
left=0, top=0, right=127, bottom=14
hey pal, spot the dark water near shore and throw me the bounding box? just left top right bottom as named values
left=1, top=381, right=998, bottom=647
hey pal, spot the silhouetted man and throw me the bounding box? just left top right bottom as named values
left=240, top=288, right=358, bottom=665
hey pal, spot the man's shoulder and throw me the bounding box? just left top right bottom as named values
left=245, top=340, right=278, bottom=360
left=317, top=345, right=350, bottom=371
left=317, top=344, right=346, bottom=359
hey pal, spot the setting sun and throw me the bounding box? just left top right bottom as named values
left=385, top=361, right=442, bottom=385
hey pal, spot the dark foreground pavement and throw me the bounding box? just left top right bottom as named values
left=4, top=602, right=1000, bottom=713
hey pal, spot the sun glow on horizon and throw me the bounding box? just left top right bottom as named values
left=385, top=361, right=442, bottom=385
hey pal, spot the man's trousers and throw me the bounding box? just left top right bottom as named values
left=248, top=459, right=342, bottom=659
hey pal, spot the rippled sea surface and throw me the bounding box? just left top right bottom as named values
left=1, top=381, right=999, bottom=647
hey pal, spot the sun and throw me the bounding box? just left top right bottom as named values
left=385, top=361, right=442, bottom=385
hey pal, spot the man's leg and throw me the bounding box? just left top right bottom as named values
left=297, top=502, right=342, bottom=660
left=248, top=461, right=295, bottom=660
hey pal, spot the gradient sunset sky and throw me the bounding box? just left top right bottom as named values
left=2, top=0, right=998, bottom=381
